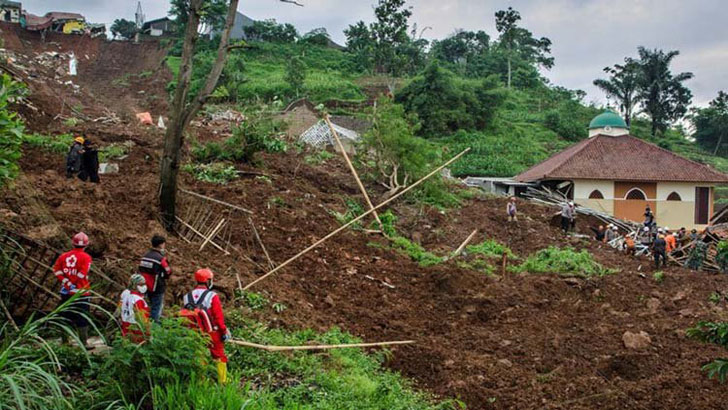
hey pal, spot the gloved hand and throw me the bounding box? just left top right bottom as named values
left=221, top=329, right=231, bottom=342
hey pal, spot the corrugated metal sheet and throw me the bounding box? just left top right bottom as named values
left=515, top=134, right=728, bottom=183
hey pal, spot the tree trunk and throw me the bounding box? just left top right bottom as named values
left=714, top=133, right=724, bottom=156
left=506, top=43, right=512, bottom=89
left=159, top=0, right=240, bottom=230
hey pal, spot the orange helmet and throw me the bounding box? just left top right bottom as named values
left=194, top=268, right=214, bottom=283
left=72, top=232, right=89, bottom=247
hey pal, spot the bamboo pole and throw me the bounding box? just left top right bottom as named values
left=324, top=114, right=383, bottom=231
left=175, top=216, right=228, bottom=254
left=200, top=218, right=226, bottom=251
left=229, top=338, right=414, bottom=351
left=249, top=217, right=275, bottom=269
left=243, top=148, right=470, bottom=290
left=179, top=188, right=253, bottom=214
left=451, top=229, right=478, bottom=258
left=0, top=298, right=19, bottom=332
left=235, top=272, right=244, bottom=295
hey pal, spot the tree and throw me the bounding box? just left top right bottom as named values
left=285, top=56, right=306, bottom=97
left=693, top=91, right=728, bottom=155
left=430, top=30, right=489, bottom=68
left=169, top=0, right=229, bottom=33
left=243, top=19, right=298, bottom=42
left=300, top=27, right=330, bottom=46
left=344, top=21, right=375, bottom=71
left=593, top=59, right=641, bottom=127
left=495, top=7, right=553, bottom=88
left=110, top=19, right=138, bottom=40
left=635, top=47, right=693, bottom=137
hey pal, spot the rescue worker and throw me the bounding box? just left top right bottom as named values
left=665, top=228, right=677, bottom=253
left=66, top=136, right=85, bottom=178
left=184, top=268, right=231, bottom=384
left=560, top=202, right=573, bottom=233
left=506, top=197, right=518, bottom=222
left=53, top=232, right=93, bottom=349
left=78, top=138, right=100, bottom=183
left=653, top=234, right=667, bottom=270
left=119, top=274, right=150, bottom=342
left=590, top=225, right=606, bottom=242
left=644, top=205, right=655, bottom=228
left=689, top=228, right=699, bottom=242
left=605, top=225, right=618, bottom=243
left=624, top=235, right=636, bottom=256
left=138, top=235, right=172, bottom=321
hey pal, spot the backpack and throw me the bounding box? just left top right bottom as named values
left=179, top=290, right=213, bottom=333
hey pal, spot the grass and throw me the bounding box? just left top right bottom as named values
left=511, top=246, right=616, bottom=277
left=22, top=133, right=75, bottom=154
left=182, top=162, right=239, bottom=184
left=305, top=150, right=335, bottom=165
left=466, top=239, right=515, bottom=259
left=390, top=236, right=443, bottom=267
left=653, top=271, right=665, bottom=283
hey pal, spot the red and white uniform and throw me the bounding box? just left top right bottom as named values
left=188, top=285, right=228, bottom=362
left=120, top=289, right=150, bottom=340
left=53, top=248, right=92, bottom=296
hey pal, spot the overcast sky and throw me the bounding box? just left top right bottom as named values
left=21, top=0, right=728, bottom=107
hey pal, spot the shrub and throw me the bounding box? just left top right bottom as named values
left=191, top=116, right=287, bottom=164
left=717, top=241, right=728, bottom=273
left=182, top=162, right=239, bottom=184
left=243, top=291, right=269, bottom=310
left=304, top=149, right=335, bottom=165
left=512, top=246, right=615, bottom=277
left=97, top=319, right=212, bottom=406
left=653, top=271, right=665, bottom=283
left=332, top=197, right=365, bottom=228
left=0, top=74, right=27, bottom=186
left=466, top=239, right=515, bottom=259
left=686, top=321, right=728, bottom=383
left=390, top=236, right=443, bottom=267
left=22, top=133, right=75, bottom=155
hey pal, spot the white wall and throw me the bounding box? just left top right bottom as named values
left=588, top=126, right=629, bottom=138
left=656, top=182, right=697, bottom=201
left=573, top=179, right=614, bottom=199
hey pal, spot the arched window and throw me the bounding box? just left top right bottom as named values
left=625, top=188, right=647, bottom=200
left=588, top=190, right=604, bottom=199
left=666, top=192, right=682, bottom=201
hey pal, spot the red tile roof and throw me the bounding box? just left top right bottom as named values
left=24, top=13, right=53, bottom=31
left=514, top=134, right=728, bottom=183
left=45, top=12, right=85, bottom=21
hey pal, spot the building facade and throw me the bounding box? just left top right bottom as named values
left=516, top=110, right=728, bottom=229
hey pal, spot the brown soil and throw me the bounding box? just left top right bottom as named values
left=3, top=28, right=728, bottom=410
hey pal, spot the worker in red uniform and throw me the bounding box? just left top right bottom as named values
left=183, top=268, right=231, bottom=384
left=120, top=274, right=150, bottom=343
left=138, top=235, right=171, bottom=321
left=665, top=228, right=677, bottom=253
left=53, top=232, right=93, bottom=349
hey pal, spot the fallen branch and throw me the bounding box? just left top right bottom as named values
left=243, top=148, right=470, bottom=290
left=249, top=217, right=275, bottom=269
left=450, top=229, right=478, bottom=259
left=229, top=339, right=414, bottom=351
left=179, top=188, right=253, bottom=214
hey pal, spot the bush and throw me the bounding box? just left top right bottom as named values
left=332, top=197, right=365, bottom=228
left=390, top=236, right=443, bottom=267
left=686, top=321, right=728, bottom=383
left=466, top=239, right=515, bottom=259
left=191, top=116, right=287, bottom=165
left=22, top=133, right=75, bottom=155
left=183, top=162, right=239, bottom=184
left=0, top=74, right=27, bottom=186
left=97, top=319, right=213, bottom=406
left=512, top=246, right=614, bottom=277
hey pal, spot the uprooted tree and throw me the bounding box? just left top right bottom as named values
left=159, top=0, right=302, bottom=230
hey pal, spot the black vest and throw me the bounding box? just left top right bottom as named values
left=139, top=249, right=166, bottom=292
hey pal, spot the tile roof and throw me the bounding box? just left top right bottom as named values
left=514, top=134, right=728, bottom=183
left=45, top=12, right=85, bottom=21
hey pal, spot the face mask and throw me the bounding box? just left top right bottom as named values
left=207, top=279, right=214, bottom=290
left=159, top=248, right=166, bottom=256
left=137, top=285, right=148, bottom=294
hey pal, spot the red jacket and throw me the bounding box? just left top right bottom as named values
left=189, top=285, right=227, bottom=334
left=120, top=289, right=150, bottom=339
left=138, top=249, right=171, bottom=293
left=53, top=248, right=92, bottom=296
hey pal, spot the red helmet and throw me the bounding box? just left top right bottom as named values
left=194, top=268, right=214, bottom=283
left=72, top=232, right=89, bottom=247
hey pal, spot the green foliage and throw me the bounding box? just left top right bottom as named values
left=22, top=133, right=74, bottom=155
left=653, top=271, right=665, bottom=283
left=110, top=18, right=137, bottom=40
left=0, top=74, right=26, bottom=185
left=717, top=240, right=728, bottom=273
left=693, top=91, right=728, bottom=156
left=377, top=210, right=398, bottom=237
left=191, top=116, right=287, bottom=164
left=182, top=162, right=239, bottom=184
left=98, top=319, right=212, bottom=406
left=390, top=236, right=443, bottom=267
left=466, top=239, right=514, bottom=259
left=685, top=241, right=708, bottom=270
left=98, top=142, right=132, bottom=162
left=709, top=292, right=723, bottom=304
left=332, top=197, right=365, bottom=228
left=686, top=321, right=728, bottom=383
left=495, top=7, right=553, bottom=88
left=593, top=59, right=641, bottom=127
left=243, top=291, right=269, bottom=310
left=304, top=149, right=335, bottom=165
left=63, top=117, right=80, bottom=127
left=512, top=246, right=614, bottom=277
left=396, top=61, right=505, bottom=137
left=285, top=55, right=306, bottom=97
left=243, top=19, right=298, bottom=43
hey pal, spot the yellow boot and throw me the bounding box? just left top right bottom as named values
left=216, top=360, right=228, bottom=384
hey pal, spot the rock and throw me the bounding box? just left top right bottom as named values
left=497, top=359, right=513, bottom=368
left=672, top=291, right=687, bottom=302
left=44, top=169, right=57, bottom=177
left=679, top=308, right=695, bottom=317
left=500, top=339, right=512, bottom=347
left=99, top=163, right=119, bottom=174
left=646, top=298, right=661, bottom=313
left=323, top=295, right=335, bottom=307
left=0, top=208, right=18, bottom=219
left=623, top=331, right=651, bottom=350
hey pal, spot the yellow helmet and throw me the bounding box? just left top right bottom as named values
left=74, top=136, right=85, bottom=144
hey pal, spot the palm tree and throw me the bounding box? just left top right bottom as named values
left=593, top=59, right=641, bottom=127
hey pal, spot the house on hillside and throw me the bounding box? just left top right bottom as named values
left=45, top=12, right=85, bottom=33
left=228, top=11, right=255, bottom=40
left=142, top=17, right=173, bottom=36
left=514, top=110, right=728, bottom=229
left=0, top=0, right=21, bottom=23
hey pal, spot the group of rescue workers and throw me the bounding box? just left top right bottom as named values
left=53, top=232, right=231, bottom=383
left=506, top=197, right=702, bottom=271
left=66, top=136, right=100, bottom=183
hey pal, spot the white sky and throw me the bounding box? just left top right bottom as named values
left=20, top=0, right=728, bottom=107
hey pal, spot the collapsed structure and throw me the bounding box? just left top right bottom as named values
left=515, top=110, right=728, bottom=229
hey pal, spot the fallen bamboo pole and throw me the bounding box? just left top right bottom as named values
left=175, top=216, right=229, bottom=254
left=451, top=229, right=478, bottom=258
left=243, top=148, right=470, bottom=290
left=235, top=272, right=244, bottom=295
left=180, top=188, right=253, bottom=214
left=200, top=218, right=226, bottom=251
left=249, top=217, right=275, bottom=269
left=324, top=114, right=383, bottom=232
left=229, top=338, right=415, bottom=351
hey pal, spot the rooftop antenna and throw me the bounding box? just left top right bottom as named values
left=135, top=1, right=145, bottom=29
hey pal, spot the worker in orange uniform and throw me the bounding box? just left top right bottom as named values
left=665, top=228, right=677, bottom=253
left=53, top=232, right=93, bottom=349
left=119, top=274, right=150, bottom=343
left=182, top=268, right=231, bottom=383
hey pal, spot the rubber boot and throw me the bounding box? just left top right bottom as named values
left=216, top=360, right=228, bottom=384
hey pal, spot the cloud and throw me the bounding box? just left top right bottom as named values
left=21, top=0, right=727, bottom=106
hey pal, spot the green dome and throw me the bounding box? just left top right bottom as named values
left=588, top=110, right=628, bottom=129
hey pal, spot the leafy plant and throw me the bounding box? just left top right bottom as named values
left=304, top=150, right=335, bottom=165
left=717, top=241, right=728, bottom=273
left=653, top=271, right=665, bottom=283
left=22, top=133, right=75, bottom=155
left=390, top=236, right=443, bottom=267
left=182, top=162, right=239, bottom=184
left=63, top=117, right=80, bottom=127
left=98, top=142, right=132, bottom=162
left=686, top=321, right=728, bottom=383
left=0, top=74, right=27, bottom=186
left=332, top=197, right=365, bottom=228
left=512, top=246, right=615, bottom=277
left=243, top=291, right=269, bottom=310
left=710, top=292, right=723, bottom=304
left=466, top=239, right=515, bottom=259
left=191, top=115, right=287, bottom=164
left=272, top=302, right=287, bottom=313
